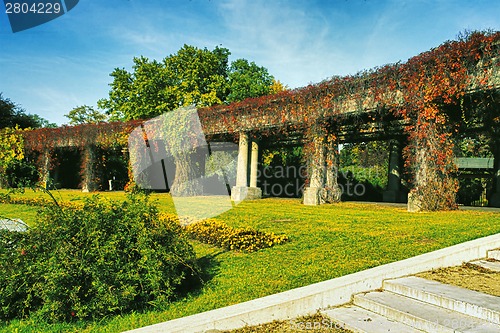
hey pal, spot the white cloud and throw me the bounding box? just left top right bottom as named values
left=216, top=0, right=350, bottom=88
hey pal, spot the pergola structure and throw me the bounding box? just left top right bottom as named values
left=21, top=33, right=500, bottom=209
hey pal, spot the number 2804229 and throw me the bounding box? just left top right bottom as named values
left=5, top=2, right=62, bottom=14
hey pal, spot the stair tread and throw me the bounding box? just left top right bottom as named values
left=355, top=291, right=500, bottom=332
left=469, top=259, right=500, bottom=272
left=384, top=276, right=500, bottom=313
left=322, top=305, right=424, bottom=333
left=487, top=250, right=500, bottom=260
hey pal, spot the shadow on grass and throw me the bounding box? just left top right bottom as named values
left=175, top=250, right=225, bottom=300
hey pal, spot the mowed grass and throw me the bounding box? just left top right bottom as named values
left=1, top=190, right=499, bottom=332
left=0, top=203, right=40, bottom=226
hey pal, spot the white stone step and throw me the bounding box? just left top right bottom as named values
left=383, top=276, right=500, bottom=324
left=487, top=250, right=500, bottom=260
left=354, top=291, right=500, bottom=333
left=469, top=259, right=500, bottom=272
left=322, top=305, right=424, bottom=333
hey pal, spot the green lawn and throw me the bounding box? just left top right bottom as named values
left=0, top=203, right=40, bottom=226
left=1, top=190, right=499, bottom=332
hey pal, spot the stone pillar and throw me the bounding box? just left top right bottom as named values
left=231, top=133, right=262, bottom=202
left=82, top=145, right=98, bottom=192
left=383, top=139, right=404, bottom=203
left=323, top=138, right=342, bottom=203
left=303, top=139, right=325, bottom=206
left=304, top=131, right=341, bottom=205
left=250, top=140, right=259, bottom=188
left=41, top=149, right=51, bottom=190
left=235, top=132, right=248, bottom=187
left=408, top=144, right=426, bottom=212
left=489, top=146, right=500, bottom=207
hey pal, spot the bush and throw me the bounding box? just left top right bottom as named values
left=0, top=193, right=198, bottom=322
left=185, top=219, right=288, bottom=252
left=0, top=192, right=84, bottom=209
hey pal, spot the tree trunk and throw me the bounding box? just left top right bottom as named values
left=321, top=137, right=342, bottom=203
left=170, top=151, right=203, bottom=196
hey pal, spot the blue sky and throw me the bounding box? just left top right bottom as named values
left=1, top=0, right=499, bottom=125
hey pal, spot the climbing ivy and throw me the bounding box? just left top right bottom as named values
left=16, top=31, right=500, bottom=209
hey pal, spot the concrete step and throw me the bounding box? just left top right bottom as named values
left=469, top=259, right=500, bottom=272
left=383, top=276, right=500, bottom=324
left=354, top=291, right=500, bottom=333
left=322, top=305, right=424, bottom=333
left=487, top=249, right=500, bottom=261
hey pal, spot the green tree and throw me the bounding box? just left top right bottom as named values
left=64, top=105, right=108, bottom=125
left=98, top=46, right=230, bottom=121
left=98, top=45, right=280, bottom=121
left=269, top=79, right=289, bottom=94
left=227, top=59, right=274, bottom=103
left=28, top=114, right=57, bottom=128
left=163, top=45, right=230, bottom=108
left=0, top=93, right=54, bottom=129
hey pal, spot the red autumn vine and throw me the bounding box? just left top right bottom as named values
left=18, top=30, right=500, bottom=209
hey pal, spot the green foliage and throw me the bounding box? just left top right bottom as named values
left=98, top=46, right=231, bottom=121
left=185, top=218, right=288, bottom=252
left=340, top=142, right=389, bottom=168
left=456, top=135, right=493, bottom=158
left=339, top=142, right=389, bottom=190
left=1, top=193, right=500, bottom=332
left=26, top=114, right=57, bottom=129
left=0, top=192, right=83, bottom=208
left=98, top=45, right=278, bottom=121
left=0, top=93, right=55, bottom=129
left=205, top=150, right=237, bottom=182
left=0, top=127, right=26, bottom=188
left=227, top=59, right=274, bottom=103
left=64, top=105, right=108, bottom=125
left=457, top=177, right=489, bottom=206
left=262, top=146, right=302, bottom=167
left=340, top=165, right=388, bottom=190
left=164, top=45, right=230, bottom=108
left=269, top=79, right=289, bottom=95
left=0, top=194, right=198, bottom=322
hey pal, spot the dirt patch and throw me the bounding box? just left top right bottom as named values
left=416, top=263, right=500, bottom=297
left=223, top=314, right=351, bottom=333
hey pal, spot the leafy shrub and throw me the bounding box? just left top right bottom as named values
left=185, top=219, right=288, bottom=252
left=0, top=193, right=198, bottom=322
left=0, top=193, right=84, bottom=209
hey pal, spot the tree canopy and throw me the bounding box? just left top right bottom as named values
left=227, top=59, right=274, bottom=103
left=0, top=93, right=55, bottom=129
left=98, top=45, right=281, bottom=121
left=65, top=105, right=108, bottom=125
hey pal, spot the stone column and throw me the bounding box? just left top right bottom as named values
left=236, top=132, right=249, bottom=187
left=489, top=145, right=500, bottom=207
left=249, top=140, right=259, bottom=187
left=231, top=133, right=262, bottom=202
left=248, top=139, right=262, bottom=199
left=323, top=138, right=342, bottom=203
left=383, top=139, right=404, bottom=203
left=82, top=145, right=98, bottom=192
left=41, top=149, right=51, bottom=190
left=303, top=138, right=325, bottom=205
